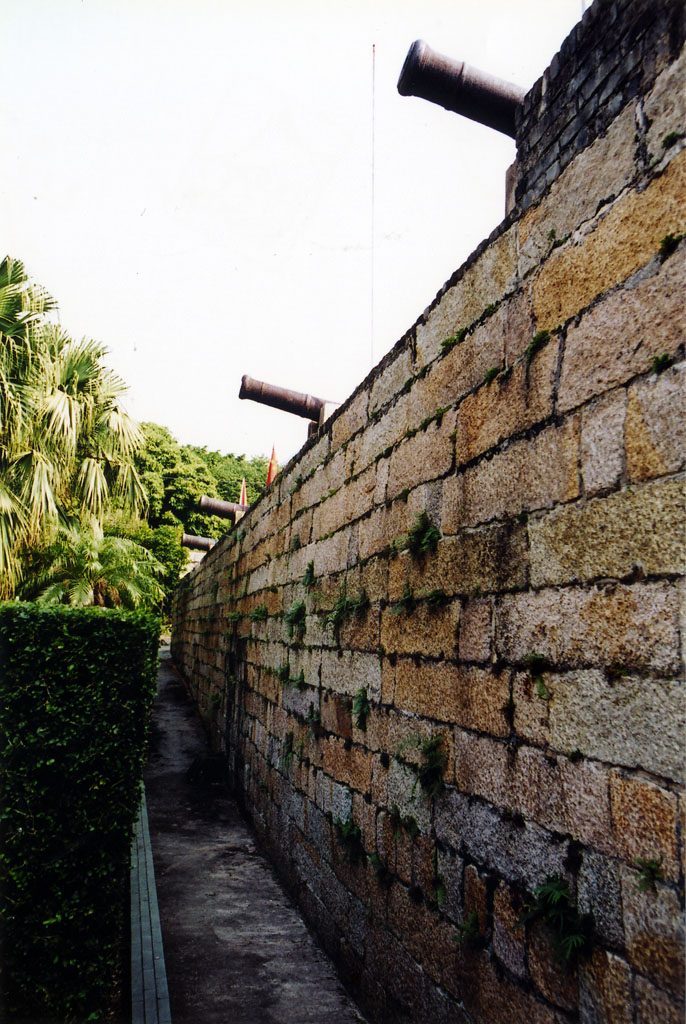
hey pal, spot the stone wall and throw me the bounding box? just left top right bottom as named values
left=171, top=2, right=685, bottom=1021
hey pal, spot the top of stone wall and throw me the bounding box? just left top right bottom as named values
left=514, top=0, right=686, bottom=212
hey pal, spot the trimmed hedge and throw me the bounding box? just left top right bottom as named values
left=0, top=603, right=160, bottom=1022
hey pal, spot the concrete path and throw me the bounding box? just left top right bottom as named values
left=145, top=650, right=367, bottom=1024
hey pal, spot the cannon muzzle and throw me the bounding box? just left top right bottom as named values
left=181, top=534, right=217, bottom=552
left=198, top=495, right=248, bottom=519
left=239, top=374, right=326, bottom=422
left=397, top=40, right=525, bottom=138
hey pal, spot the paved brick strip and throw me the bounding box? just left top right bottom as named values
left=144, top=650, right=366, bottom=1024
left=131, top=789, right=172, bottom=1024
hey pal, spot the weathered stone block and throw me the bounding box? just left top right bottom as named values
left=635, top=973, right=685, bottom=1024
left=558, top=246, right=686, bottom=412
left=528, top=920, right=578, bottom=1011
left=453, top=730, right=511, bottom=807
left=415, top=226, right=518, bottom=366
left=455, top=337, right=557, bottom=465
left=626, top=362, right=686, bottom=481
left=644, top=45, right=686, bottom=165
left=580, top=389, right=626, bottom=495
left=380, top=600, right=459, bottom=659
left=331, top=388, right=369, bottom=452
left=549, top=670, right=685, bottom=783
left=578, top=849, right=624, bottom=949
left=434, top=788, right=569, bottom=889
left=533, top=150, right=686, bottom=331
left=369, top=347, right=414, bottom=418
left=493, top=881, right=526, bottom=978
left=560, top=757, right=614, bottom=854
left=621, top=864, right=685, bottom=994
left=496, top=582, right=681, bottom=674
left=530, top=476, right=686, bottom=586
left=610, top=772, right=680, bottom=880
left=386, top=413, right=456, bottom=501
left=458, top=598, right=493, bottom=663
left=462, top=417, right=580, bottom=526
left=519, top=103, right=639, bottom=277
left=321, top=649, right=382, bottom=701
left=578, top=949, right=633, bottom=1024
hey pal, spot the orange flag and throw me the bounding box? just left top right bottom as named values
left=265, top=446, right=278, bottom=486
left=239, top=478, right=248, bottom=506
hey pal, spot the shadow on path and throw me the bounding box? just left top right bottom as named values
left=145, top=650, right=367, bottom=1024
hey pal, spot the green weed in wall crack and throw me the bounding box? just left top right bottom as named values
left=517, top=874, right=593, bottom=964
left=284, top=600, right=306, bottom=640
left=406, top=511, right=440, bottom=556
left=333, top=816, right=364, bottom=862
left=352, top=687, right=370, bottom=730
left=634, top=856, right=663, bottom=892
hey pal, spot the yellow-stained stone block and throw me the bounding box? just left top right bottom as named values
left=386, top=412, right=456, bottom=501
left=533, top=150, right=686, bottom=331
left=415, top=226, right=518, bottom=366
left=529, top=476, right=686, bottom=586
left=558, top=246, right=685, bottom=412
left=626, top=362, right=686, bottom=481
left=519, top=104, right=638, bottom=278
left=454, top=335, right=558, bottom=465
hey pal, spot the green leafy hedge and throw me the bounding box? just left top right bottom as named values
left=0, top=603, right=160, bottom=1022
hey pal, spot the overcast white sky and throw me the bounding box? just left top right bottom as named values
left=2, top=0, right=583, bottom=466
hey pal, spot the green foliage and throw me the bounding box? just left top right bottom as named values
left=389, top=805, right=419, bottom=840
left=18, top=524, right=164, bottom=611
left=304, top=703, right=322, bottom=739
left=275, top=663, right=290, bottom=684
left=391, top=584, right=416, bottom=616
left=134, top=422, right=268, bottom=539
left=284, top=600, right=306, bottom=639
left=225, top=611, right=243, bottom=624
left=0, top=603, right=160, bottom=1022
left=662, top=131, right=684, bottom=149
left=418, top=588, right=449, bottom=608
left=525, top=651, right=549, bottom=701
left=248, top=604, right=269, bottom=622
left=282, top=731, right=295, bottom=768
left=440, top=327, right=467, bottom=353
left=415, top=735, right=448, bottom=799
left=368, top=852, right=394, bottom=887
left=525, top=329, right=550, bottom=365
left=484, top=366, right=501, bottom=386
left=482, top=302, right=497, bottom=318
left=634, top=856, right=663, bottom=892
left=302, top=560, right=316, bottom=590
left=324, top=587, right=369, bottom=636
left=289, top=534, right=302, bottom=552
left=406, top=511, right=440, bottom=556
left=651, top=352, right=673, bottom=374
left=517, top=874, right=593, bottom=963
left=0, top=257, right=148, bottom=596
left=287, top=669, right=306, bottom=691
left=658, top=232, right=684, bottom=261
left=333, top=816, right=364, bottom=862
left=352, top=687, right=370, bottom=731
left=454, top=910, right=484, bottom=948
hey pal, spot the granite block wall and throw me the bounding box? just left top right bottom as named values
left=172, top=2, right=685, bottom=1020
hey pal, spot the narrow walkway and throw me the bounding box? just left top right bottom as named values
left=145, top=650, right=366, bottom=1024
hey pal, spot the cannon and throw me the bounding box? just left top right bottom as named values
left=198, top=495, right=248, bottom=519
left=181, top=534, right=217, bottom=552
left=239, top=374, right=338, bottom=430
left=397, top=40, right=526, bottom=138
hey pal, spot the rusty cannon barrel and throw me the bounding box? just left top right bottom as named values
left=239, top=374, right=326, bottom=422
left=181, top=534, right=217, bottom=552
left=198, top=495, right=248, bottom=519
left=397, top=40, right=526, bottom=138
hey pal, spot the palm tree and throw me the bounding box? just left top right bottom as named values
left=0, top=257, right=147, bottom=596
left=18, top=524, right=164, bottom=609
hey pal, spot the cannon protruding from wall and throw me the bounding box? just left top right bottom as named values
left=397, top=39, right=525, bottom=138
left=239, top=374, right=339, bottom=432
left=181, top=534, right=217, bottom=552
left=198, top=495, right=248, bottom=519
